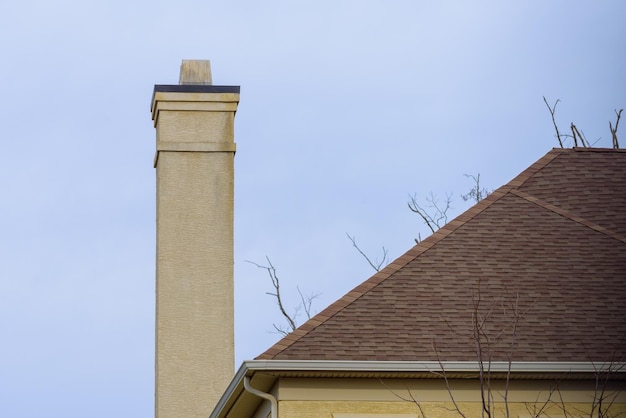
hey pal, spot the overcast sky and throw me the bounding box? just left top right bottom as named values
left=1, top=1, right=624, bottom=417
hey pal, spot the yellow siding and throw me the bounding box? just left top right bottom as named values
left=278, top=400, right=626, bottom=418
left=274, top=378, right=626, bottom=418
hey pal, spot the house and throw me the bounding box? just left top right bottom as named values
left=151, top=61, right=626, bottom=418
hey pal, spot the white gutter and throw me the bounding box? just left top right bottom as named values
left=243, top=376, right=277, bottom=418
left=209, top=360, right=625, bottom=417
left=242, top=359, right=623, bottom=373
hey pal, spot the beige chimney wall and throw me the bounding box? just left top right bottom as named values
left=150, top=60, right=240, bottom=418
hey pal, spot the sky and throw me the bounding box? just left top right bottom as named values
left=0, top=1, right=624, bottom=417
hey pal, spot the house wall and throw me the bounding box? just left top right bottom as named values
left=274, top=377, right=626, bottom=418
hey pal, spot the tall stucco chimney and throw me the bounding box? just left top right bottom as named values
left=150, top=60, right=240, bottom=418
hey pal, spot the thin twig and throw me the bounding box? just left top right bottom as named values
left=247, top=257, right=296, bottom=334
left=408, top=192, right=452, bottom=238
left=433, top=342, right=469, bottom=418
left=379, top=378, right=429, bottom=418
left=346, top=233, right=388, bottom=272
left=462, top=173, right=491, bottom=203
left=610, top=109, right=622, bottom=149
left=297, top=286, right=320, bottom=320
left=544, top=96, right=564, bottom=147
left=571, top=123, right=588, bottom=147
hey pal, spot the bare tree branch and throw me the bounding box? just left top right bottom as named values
left=410, top=175, right=489, bottom=244
left=379, top=379, right=429, bottom=418
left=247, top=257, right=296, bottom=335
left=571, top=123, right=589, bottom=147
left=247, top=257, right=320, bottom=336
left=408, top=192, right=452, bottom=240
left=524, top=382, right=560, bottom=418
left=589, top=356, right=625, bottom=418
left=435, top=280, right=543, bottom=418
left=432, top=342, right=469, bottom=418
left=346, top=233, right=388, bottom=272
left=471, top=282, right=492, bottom=418
left=610, top=109, right=622, bottom=149
left=545, top=97, right=623, bottom=150
left=297, top=285, right=320, bottom=320
left=462, top=173, right=491, bottom=204
left=544, top=96, right=564, bottom=148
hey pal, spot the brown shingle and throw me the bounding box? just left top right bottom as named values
left=256, top=148, right=626, bottom=363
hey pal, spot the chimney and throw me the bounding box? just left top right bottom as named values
left=150, top=60, right=240, bottom=418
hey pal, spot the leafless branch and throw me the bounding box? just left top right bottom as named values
left=297, top=285, right=320, bottom=320
left=589, top=357, right=625, bottom=418
left=437, top=277, right=622, bottom=417
left=408, top=197, right=437, bottom=235
left=346, top=233, right=388, bottom=272
left=462, top=173, right=491, bottom=204
left=247, top=257, right=296, bottom=335
left=379, top=379, right=429, bottom=418
left=610, top=109, right=622, bottom=149
left=432, top=342, right=469, bottom=418
left=471, top=283, right=493, bottom=418
left=247, top=257, right=319, bottom=336
left=571, top=123, right=589, bottom=147
left=557, top=386, right=570, bottom=418
left=440, top=281, right=541, bottom=418
left=544, top=96, right=564, bottom=148
left=524, top=382, right=560, bottom=418
left=503, top=293, right=523, bottom=418
left=408, top=192, right=452, bottom=240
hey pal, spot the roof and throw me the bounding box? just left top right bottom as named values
left=257, top=148, right=626, bottom=363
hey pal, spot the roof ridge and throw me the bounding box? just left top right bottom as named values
left=506, top=148, right=564, bottom=189
left=510, top=189, right=626, bottom=244
left=571, top=146, right=626, bottom=153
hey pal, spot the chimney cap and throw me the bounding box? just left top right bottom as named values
left=179, top=60, right=212, bottom=85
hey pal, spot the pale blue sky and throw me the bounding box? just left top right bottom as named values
left=0, top=1, right=624, bottom=417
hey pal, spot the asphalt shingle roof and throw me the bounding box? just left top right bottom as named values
left=257, top=148, right=626, bottom=363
